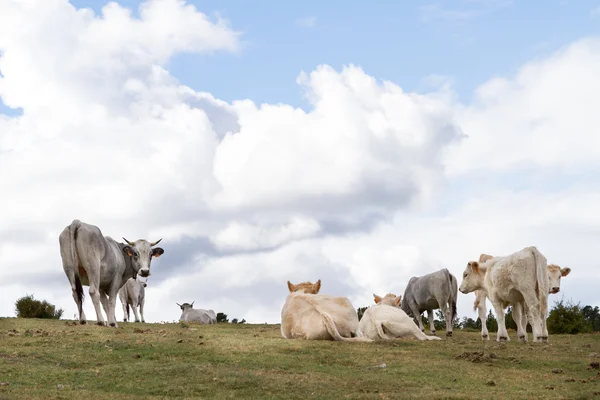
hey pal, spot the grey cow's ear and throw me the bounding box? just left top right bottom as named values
left=152, top=247, right=164, bottom=258
left=123, top=245, right=133, bottom=257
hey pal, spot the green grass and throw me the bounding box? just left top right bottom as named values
left=1, top=317, right=599, bottom=399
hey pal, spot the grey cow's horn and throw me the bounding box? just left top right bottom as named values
left=176, top=302, right=182, bottom=307
left=150, top=238, right=163, bottom=246
left=122, top=237, right=135, bottom=246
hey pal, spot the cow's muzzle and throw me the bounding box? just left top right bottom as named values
left=139, top=269, right=150, bottom=278
left=550, top=287, right=560, bottom=294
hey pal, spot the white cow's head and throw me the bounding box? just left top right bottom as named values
left=373, top=293, right=401, bottom=307
left=459, top=261, right=486, bottom=294
left=547, top=264, right=571, bottom=294
left=122, top=238, right=164, bottom=278
left=287, top=279, right=321, bottom=294
left=176, top=302, right=194, bottom=311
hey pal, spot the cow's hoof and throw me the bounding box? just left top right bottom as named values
left=497, top=336, right=508, bottom=342
left=123, top=319, right=127, bottom=322
left=481, top=334, right=489, bottom=340
left=135, top=320, right=140, bottom=323
left=109, top=322, right=117, bottom=328
left=96, top=321, right=105, bottom=326
left=80, top=320, right=87, bottom=325
left=446, top=331, right=453, bottom=337
left=430, top=331, right=436, bottom=335
left=141, top=320, right=145, bottom=323
left=518, top=335, right=527, bottom=342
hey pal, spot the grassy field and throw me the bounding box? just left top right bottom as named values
left=1, top=318, right=599, bottom=399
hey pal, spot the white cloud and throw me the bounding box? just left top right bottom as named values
left=0, top=1, right=598, bottom=327
left=295, top=16, right=317, bottom=28
left=592, top=5, right=600, bottom=16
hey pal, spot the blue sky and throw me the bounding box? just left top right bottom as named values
left=55, top=0, right=600, bottom=110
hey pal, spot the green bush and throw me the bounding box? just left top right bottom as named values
left=216, top=312, right=229, bottom=323
left=357, top=306, right=368, bottom=321
left=15, top=294, right=63, bottom=319
left=547, top=299, right=591, bottom=334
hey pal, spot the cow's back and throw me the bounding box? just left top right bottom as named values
left=281, top=293, right=359, bottom=340
left=405, top=269, right=450, bottom=305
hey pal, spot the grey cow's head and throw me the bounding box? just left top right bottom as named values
left=176, top=302, right=194, bottom=311
left=122, top=237, right=164, bottom=278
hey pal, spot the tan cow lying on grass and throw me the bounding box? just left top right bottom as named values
left=280, top=279, right=371, bottom=342
left=359, top=293, right=441, bottom=341
left=473, top=253, right=571, bottom=340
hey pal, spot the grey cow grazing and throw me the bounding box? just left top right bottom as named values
left=401, top=268, right=458, bottom=336
left=177, top=302, right=217, bottom=324
left=59, top=219, right=164, bottom=327
left=119, top=277, right=147, bottom=323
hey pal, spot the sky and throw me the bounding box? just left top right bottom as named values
left=1, top=0, right=599, bottom=325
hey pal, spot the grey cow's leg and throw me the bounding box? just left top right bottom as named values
left=442, top=303, right=453, bottom=337
left=427, top=309, right=436, bottom=335
left=410, top=302, right=424, bottom=332
left=86, top=269, right=106, bottom=326
left=131, top=300, right=141, bottom=323
left=65, top=269, right=87, bottom=324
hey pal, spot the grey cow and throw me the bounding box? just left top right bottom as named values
left=177, top=302, right=217, bottom=324
left=119, top=277, right=147, bottom=323
left=401, top=268, right=458, bottom=336
left=59, top=219, right=164, bottom=327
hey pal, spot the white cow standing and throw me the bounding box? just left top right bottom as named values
left=280, top=279, right=371, bottom=342
left=459, top=246, right=549, bottom=343
left=359, top=293, right=441, bottom=341
left=177, top=302, right=217, bottom=324
left=472, top=253, right=572, bottom=340
left=119, top=277, right=147, bottom=323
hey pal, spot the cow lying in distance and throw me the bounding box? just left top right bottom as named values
left=459, top=246, right=549, bottom=343
left=280, top=279, right=371, bottom=342
left=177, top=302, right=217, bottom=324
left=401, top=268, right=458, bottom=336
left=473, top=253, right=571, bottom=340
left=119, top=277, right=147, bottom=323
left=359, top=293, right=441, bottom=341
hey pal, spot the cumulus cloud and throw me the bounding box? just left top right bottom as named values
left=295, top=16, right=317, bottom=28
left=0, top=0, right=597, bottom=325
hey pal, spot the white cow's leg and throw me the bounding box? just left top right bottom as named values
left=131, top=299, right=141, bottom=323
left=490, top=300, right=509, bottom=342
left=522, top=292, right=544, bottom=342
left=540, top=295, right=549, bottom=341
left=477, top=300, right=489, bottom=340
left=512, top=302, right=527, bottom=342
left=139, top=297, right=145, bottom=323
left=427, top=309, right=436, bottom=335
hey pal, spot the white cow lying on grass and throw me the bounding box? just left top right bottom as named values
left=177, top=302, right=217, bottom=324
left=359, top=293, right=441, bottom=341
left=280, top=279, right=371, bottom=342
left=473, top=253, right=572, bottom=340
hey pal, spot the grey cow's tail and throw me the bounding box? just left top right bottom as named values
left=126, top=304, right=130, bottom=321
left=445, top=269, right=458, bottom=321
left=70, top=220, right=84, bottom=310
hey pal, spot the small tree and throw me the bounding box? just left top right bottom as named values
left=231, top=318, right=239, bottom=324
left=547, top=299, right=591, bottom=334
left=485, top=310, right=498, bottom=332
left=504, top=307, right=518, bottom=330
left=15, top=295, right=63, bottom=319
left=582, top=305, right=600, bottom=331
left=357, top=306, right=368, bottom=321
left=216, top=312, right=229, bottom=323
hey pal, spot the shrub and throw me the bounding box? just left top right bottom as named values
left=216, top=312, right=229, bottom=323
left=357, top=306, right=368, bottom=321
left=15, top=294, right=63, bottom=319
left=547, top=299, right=591, bottom=334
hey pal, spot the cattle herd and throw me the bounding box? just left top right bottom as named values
left=59, top=219, right=571, bottom=344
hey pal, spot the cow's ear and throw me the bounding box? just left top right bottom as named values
left=395, top=296, right=401, bottom=306
left=287, top=281, right=296, bottom=293
left=152, top=247, right=164, bottom=258
left=373, top=294, right=382, bottom=304
left=561, top=267, right=571, bottom=277
left=123, top=246, right=133, bottom=257
left=313, top=279, right=321, bottom=294
left=469, top=261, right=479, bottom=273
